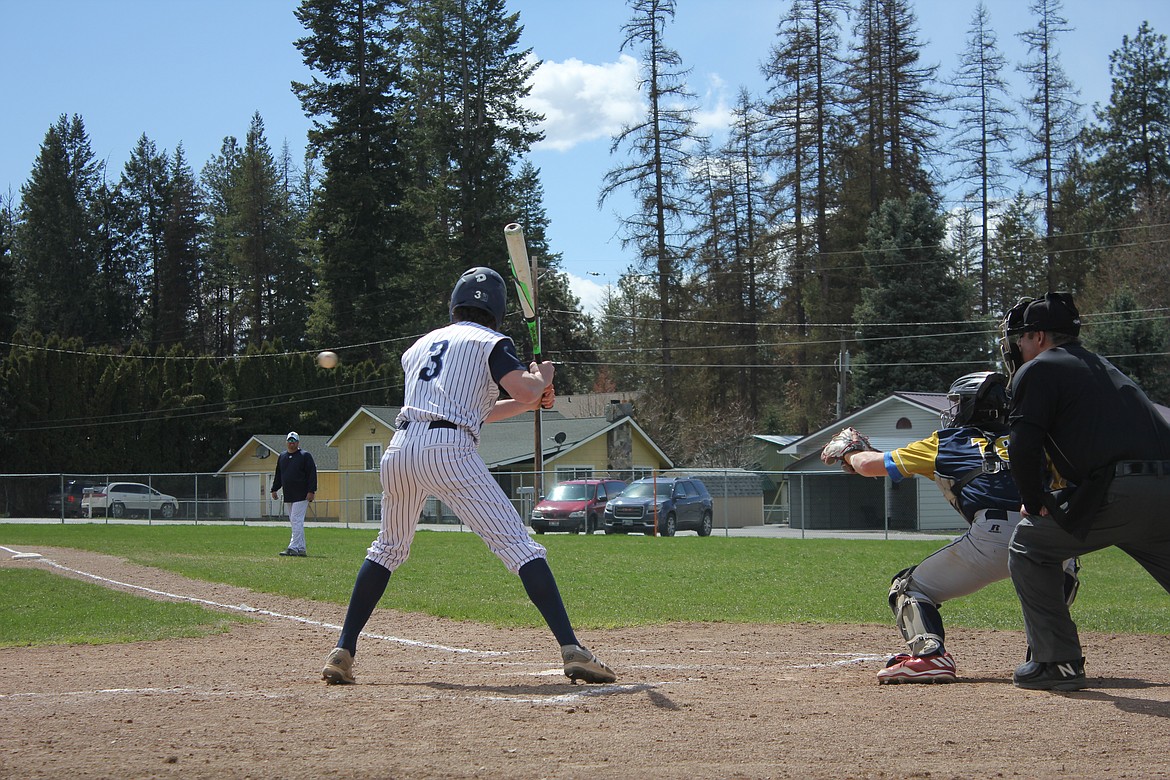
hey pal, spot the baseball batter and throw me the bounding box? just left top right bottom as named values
left=821, top=372, right=1079, bottom=684
left=322, top=267, right=615, bottom=686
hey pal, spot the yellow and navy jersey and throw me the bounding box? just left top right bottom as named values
left=885, top=426, right=1020, bottom=517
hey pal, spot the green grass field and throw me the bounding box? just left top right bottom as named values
left=1, top=523, right=1167, bottom=648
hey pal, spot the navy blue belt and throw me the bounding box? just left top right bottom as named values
left=1114, top=460, right=1170, bottom=477
left=983, top=509, right=1009, bottom=521
left=399, top=419, right=458, bottom=431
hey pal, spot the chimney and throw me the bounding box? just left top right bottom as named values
left=605, top=399, right=634, bottom=423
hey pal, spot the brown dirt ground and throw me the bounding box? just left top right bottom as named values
left=1, top=546, right=1169, bottom=780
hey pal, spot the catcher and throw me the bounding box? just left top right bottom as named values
left=820, top=371, right=1079, bottom=684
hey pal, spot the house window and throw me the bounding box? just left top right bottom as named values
left=631, top=466, right=655, bottom=481
left=896, top=417, right=913, bottom=430
left=555, top=466, right=593, bottom=481
left=364, top=495, right=382, bottom=523
left=365, top=443, right=382, bottom=471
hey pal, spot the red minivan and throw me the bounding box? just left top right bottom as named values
left=529, top=479, right=627, bottom=534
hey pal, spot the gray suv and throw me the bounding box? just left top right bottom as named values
left=603, top=477, right=713, bottom=537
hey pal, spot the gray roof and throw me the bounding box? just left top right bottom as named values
left=479, top=414, right=611, bottom=467
left=342, top=406, right=669, bottom=468
left=222, top=434, right=339, bottom=473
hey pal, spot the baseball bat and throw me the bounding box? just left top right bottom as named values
left=504, top=222, right=545, bottom=502
left=504, top=222, right=540, bottom=361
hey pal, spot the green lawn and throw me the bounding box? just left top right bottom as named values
left=1, top=523, right=1167, bottom=648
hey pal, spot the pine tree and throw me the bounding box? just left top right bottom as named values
left=844, top=0, right=941, bottom=209
left=1084, top=289, right=1170, bottom=404
left=0, top=194, right=17, bottom=342
left=600, top=0, right=701, bottom=403
left=293, top=0, right=409, bottom=356
left=948, top=2, right=1016, bottom=314
left=118, top=133, right=172, bottom=344
left=762, top=0, right=850, bottom=432
left=398, top=0, right=544, bottom=331
left=13, top=116, right=102, bottom=340
left=201, top=137, right=244, bottom=356
left=1017, top=0, right=1082, bottom=288
left=1084, top=21, right=1170, bottom=217
left=987, top=190, right=1046, bottom=317
left=853, top=194, right=984, bottom=405
left=157, top=145, right=203, bottom=349
left=231, top=113, right=301, bottom=348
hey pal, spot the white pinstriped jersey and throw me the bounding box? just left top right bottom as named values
left=367, top=320, right=546, bottom=575
left=396, top=322, right=517, bottom=439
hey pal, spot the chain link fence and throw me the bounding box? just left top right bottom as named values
left=1, top=468, right=966, bottom=533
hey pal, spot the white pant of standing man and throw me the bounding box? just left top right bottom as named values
left=283, top=500, right=308, bottom=556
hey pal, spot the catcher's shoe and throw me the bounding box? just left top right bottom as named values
left=322, top=647, right=355, bottom=685
left=1013, top=657, right=1086, bottom=691
left=877, top=652, right=957, bottom=684
left=561, top=644, right=616, bottom=684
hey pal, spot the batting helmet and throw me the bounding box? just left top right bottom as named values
left=449, top=267, right=507, bottom=330
left=941, top=371, right=1009, bottom=430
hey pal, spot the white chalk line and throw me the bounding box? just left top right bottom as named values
left=2, top=544, right=885, bottom=706
left=3, top=545, right=508, bottom=656
left=0, top=686, right=296, bottom=702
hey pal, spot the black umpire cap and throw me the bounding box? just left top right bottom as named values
left=1004, top=292, right=1081, bottom=338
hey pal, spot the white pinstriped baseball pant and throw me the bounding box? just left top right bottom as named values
left=366, top=426, right=548, bottom=574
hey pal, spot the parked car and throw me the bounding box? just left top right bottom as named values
left=46, top=480, right=97, bottom=517
left=82, top=482, right=179, bottom=519
left=603, top=477, right=713, bottom=537
left=529, top=479, right=627, bottom=534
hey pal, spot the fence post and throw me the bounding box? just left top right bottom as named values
left=722, top=469, right=729, bottom=537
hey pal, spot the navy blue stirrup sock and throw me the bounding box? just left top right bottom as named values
left=519, top=557, right=579, bottom=648
left=338, top=559, right=392, bottom=655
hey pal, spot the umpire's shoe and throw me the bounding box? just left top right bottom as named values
left=1013, top=657, right=1087, bottom=691
left=322, top=647, right=356, bottom=685
left=561, top=644, right=617, bottom=684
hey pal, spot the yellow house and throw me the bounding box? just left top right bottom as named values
left=217, top=403, right=672, bottom=525
left=216, top=435, right=340, bottom=520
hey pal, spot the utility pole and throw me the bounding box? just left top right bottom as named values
left=835, top=339, right=851, bottom=419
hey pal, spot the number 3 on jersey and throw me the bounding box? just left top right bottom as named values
left=419, top=340, right=449, bottom=381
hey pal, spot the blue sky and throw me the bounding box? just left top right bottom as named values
left=4, top=1, right=1169, bottom=317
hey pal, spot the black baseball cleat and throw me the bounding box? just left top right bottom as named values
left=1013, top=657, right=1087, bottom=690
left=279, top=548, right=307, bottom=557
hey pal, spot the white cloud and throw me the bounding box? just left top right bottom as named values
left=524, top=55, right=642, bottom=151
left=693, top=73, right=735, bottom=139
left=566, top=272, right=608, bottom=318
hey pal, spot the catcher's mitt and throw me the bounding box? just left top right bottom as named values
left=820, top=427, right=876, bottom=473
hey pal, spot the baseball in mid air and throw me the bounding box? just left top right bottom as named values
left=316, top=351, right=339, bottom=369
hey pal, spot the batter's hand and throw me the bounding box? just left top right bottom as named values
left=540, top=384, right=556, bottom=409
left=530, top=360, right=555, bottom=385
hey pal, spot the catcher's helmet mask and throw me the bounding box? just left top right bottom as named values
left=450, top=266, right=507, bottom=330
left=942, top=371, right=1009, bottom=430
left=998, top=292, right=1080, bottom=377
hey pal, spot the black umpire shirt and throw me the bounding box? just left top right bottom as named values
left=1008, top=341, right=1170, bottom=514
left=271, top=448, right=318, bottom=503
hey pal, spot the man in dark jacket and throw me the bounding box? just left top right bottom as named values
left=1003, top=292, right=1170, bottom=690
left=271, top=431, right=317, bottom=557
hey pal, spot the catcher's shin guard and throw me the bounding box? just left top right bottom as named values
left=889, top=567, right=946, bottom=656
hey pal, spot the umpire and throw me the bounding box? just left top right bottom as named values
left=1002, top=292, right=1170, bottom=690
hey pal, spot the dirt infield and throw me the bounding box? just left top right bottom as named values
left=2, top=548, right=1169, bottom=779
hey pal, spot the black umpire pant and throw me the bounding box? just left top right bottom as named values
left=1008, top=472, right=1170, bottom=663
